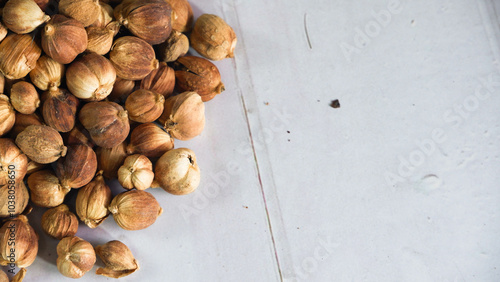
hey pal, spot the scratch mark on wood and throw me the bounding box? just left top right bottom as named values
left=304, top=13, right=312, bottom=49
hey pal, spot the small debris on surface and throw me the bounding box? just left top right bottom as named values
left=243, top=206, right=248, bottom=209
left=264, top=102, right=269, bottom=105
left=287, top=131, right=290, bottom=134
left=330, top=99, right=340, bottom=108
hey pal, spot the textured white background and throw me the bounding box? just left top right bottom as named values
left=6, top=0, right=500, bottom=281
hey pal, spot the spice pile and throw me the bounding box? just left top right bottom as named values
left=0, top=0, right=237, bottom=280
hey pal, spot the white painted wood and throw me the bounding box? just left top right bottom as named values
left=6, top=0, right=500, bottom=281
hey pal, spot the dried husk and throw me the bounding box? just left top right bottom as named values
left=0, top=138, right=28, bottom=187
left=127, top=123, right=174, bottom=158
left=90, top=2, right=114, bottom=28
left=9, top=112, right=43, bottom=139
left=115, top=0, right=172, bottom=45
left=154, top=148, right=200, bottom=195
left=25, top=159, right=45, bottom=175
left=190, top=14, right=237, bottom=61
left=56, top=236, right=96, bottom=279
left=64, top=124, right=94, bottom=148
left=27, top=170, right=70, bottom=208
left=42, top=15, right=88, bottom=64
left=108, top=190, right=163, bottom=230
left=79, top=101, right=130, bottom=148
left=86, top=23, right=119, bottom=55
left=109, top=36, right=159, bottom=80
left=0, top=74, right=4, bottom=94
left=41, top=88, right=79, bottom=132
left=108, top=77, right=136, bottom=102
left=0, top=22, right=7, bottom=42
left=95, top=240, right=139, bottom=278
left=118, top=154, right=154, bottom=190
left=174, top=56, right=225, bottom=102
left=96, top=142, right=128, bottom=179
left=76, top=171, right=112, bottom=228
left=140, top=62, right=175, bottom=97
left=33, top=0, right=50, bottom=11
left=158, top=31, right=189, bottom=63
left=66, top=52, right=116, bottom=101
left=10, top=81, right=40, bottom=114
left=56, top=144, right=97, bottom=189
left=166, top=0, right=193, bottom=32
left=29, top=55, right=65, bottom=91
left=158, top=92, right=205, bottom=140
left=2, top=0, right=50, bottom=34
left=15, top=125, right=67, bottom=164
left=0, top=34, right=41, bottom=80
left=125, top=89, right=164, bottom=123
left=41, top=204, right=79, bottom=240
left=58, top=0, right=101, bottom=27
left=0, top=216, right=38, bottom=268
left=0, top=181, right=29, bottom=217
left=0, top=94, right=15, bottom=136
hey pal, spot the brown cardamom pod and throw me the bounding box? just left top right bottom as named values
left=56, top=145, right=97, bottom=189
left=41, top=88, right=79, bottom=133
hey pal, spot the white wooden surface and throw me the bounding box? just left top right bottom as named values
left=5, top=0, right=500, bottom=281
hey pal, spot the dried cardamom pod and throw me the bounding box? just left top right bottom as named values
left=115, top=0, right=172, bottom=45
left=27, top=170, right=70, bottom=208
left=140, top=62, right=176, bottom=97
left=190, top=14, right=237, bottom=61
left=0, top=182, right=29, bottom=217
left=0, top=34, right=41, bottom=80
left=41, top=204, right=79, bottom=240
left=86, top=22, right=120, bottom=55
left=42, top=15, right=87, bottom=64
left=11, top=268, right=26, bottom=282
left=174, top=56, right=225, bottom=102
left=158, top=31, right=189, bottom=63
left=110, top=36, right=159, bottom=80
left=76, top=171, right=112, bottom=228
left=79, top=101, right=130, bottom=148
left=41, top=88, right=79, bottom=132
left=9, top=112, right=43, bottom=139
left=10, top=82, right=40, bottom=115
left=29, top=55, right=65, bottom=91
left=108, top=190, right=163, bottom=230
left=0, top=74, right=4, bottom=94
left=58, top=0, right=101, bottom=27
left=96, top=142, right=128, bottom=179
left=0, top=138, right=28, bottom=187
left=158, top=92, right=205, bottom=140
left=127, top=123, right=174, bottom=158
left=0, top=22, right=7, bottom=42
left=108, top=77, right=136, bottom=103
left=26, top=158, right=46, bottom=175
left=0, top=215, right=38, bottom=268
left=125, top=89, right=164, bottom=123
left=56, top=236, right=96, bottom=279
left=118, top=154, right=154, bottom=190
left=56, top=144, right=97, bottom=189
left=166, top=0, right=194, bottom=32
left=2, top=0, right=50, bottom=34
left=155, top=148, right=200, bottom=195
left=95, top=240, right=139, bottom=278
left=15, top=125, right=67, bottom=164
left=0, top=95, right=15, bottom=136
left=64, top=124, right=95, bottom=148
left=66, top=52, right=116, bottom=101
left=90, top=2, right=114, bottom=28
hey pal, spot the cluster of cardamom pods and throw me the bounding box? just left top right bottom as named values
left=0, top=0, right=236, bottom=279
